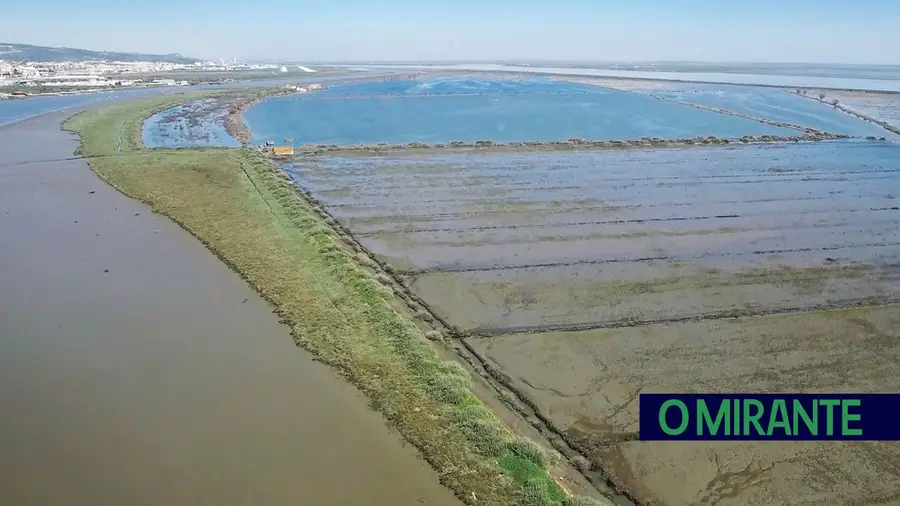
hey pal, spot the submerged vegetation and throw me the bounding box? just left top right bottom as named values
left=281, top=131, right=853, bottom=156
left=63, top=94, right=603, bottom=506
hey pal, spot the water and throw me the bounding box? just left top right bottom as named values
left=0, top=110, right=462, bottom=506
left=143, top=99, right=238, bottom=148
left=292, top=141, right=900, bottom=216
left=0, top=92, right=128, bottom=126
left=644, top=84, right=896, bottom=137
left=0, top=88, right=205, bottom=127
left=243, top=78, right=795, bottom=146
left=292, top=141, right=900, bottom=271
left=338, top=64, right=900, bottom=92
left=0, top=72, right=403, bottom=128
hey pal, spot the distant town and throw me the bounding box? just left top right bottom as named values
left=0, top=45, right=319, bottom=98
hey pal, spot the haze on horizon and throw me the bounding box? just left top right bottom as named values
left=5, top=0, right=900, bottom=65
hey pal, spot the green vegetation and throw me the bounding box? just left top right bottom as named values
left=63, top=94, right=599, bottom=506
left=1, top=85, right=120, bottom=95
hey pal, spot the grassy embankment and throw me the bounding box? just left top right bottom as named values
left=63, top=94, right=603, bottom=506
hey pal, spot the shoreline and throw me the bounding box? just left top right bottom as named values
left=275, top=132, right=858, bottom=158
left=224, top=93, right=262, bottom=144
left=0, top=83, right=177, bottom=99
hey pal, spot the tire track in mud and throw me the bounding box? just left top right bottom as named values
left=353, top=206, right=900, bottom=237
left=395, top=242, right=900, bottom=277
left=281, top=171, right=643, bottom=506
left=462, top=296, right=900, bottom=337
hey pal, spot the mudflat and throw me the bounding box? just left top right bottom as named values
left=467, top=306, right=900, bottom=506
left=0, top=110, right=461, bottom=505
left=290, top=144, right=900, bottom=505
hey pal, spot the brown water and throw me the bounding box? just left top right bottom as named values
left=0, top=111, right=461, bottom=506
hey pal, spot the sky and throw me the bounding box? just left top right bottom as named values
left=4, top=0, right=900, bottom=64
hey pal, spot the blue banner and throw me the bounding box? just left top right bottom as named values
left=639, top=393, right=900, bottom=441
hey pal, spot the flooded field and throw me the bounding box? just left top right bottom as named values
left=142, top=97, right=238, bottom=148
left=244, top=77, right=796, bottom=146
left=644, top=85, right=895, bottom=138
left=289, top=143, right=900, bottom=331
left=822, top=90, right=900, bottom=127
left=285, top=141, right=900, bottom=505
left=566, top=77, right=898, bottom=138
left=467, top=305, right=900, bottom=506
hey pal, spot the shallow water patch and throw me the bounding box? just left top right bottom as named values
left=143, top=98, right=238, bottom=148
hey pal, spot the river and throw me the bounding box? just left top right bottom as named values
left=0, top=108, right=461, bottom=505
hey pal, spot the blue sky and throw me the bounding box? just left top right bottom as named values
left=4, top=0, right=900, bottom=63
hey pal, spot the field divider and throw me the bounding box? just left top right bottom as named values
left=304, top=167, right=900, bottom=193
left=397, top=240, right=900, bottom=276
left=328, top=195, right=890, bottom=224
left=462, top=296, right=900, bottom=338
left=356, top=214, right=743, bottom=236
left=288, top=132, right=856, bottom=156
left=353, top=207, right=899, bottom=237
left=648, top=93, right=815, bottom=132
left=324, top=192, right=887, bottom=211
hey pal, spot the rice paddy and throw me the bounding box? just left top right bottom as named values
left=138, top=75, right=900, bottom=505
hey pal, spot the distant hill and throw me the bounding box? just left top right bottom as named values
left=0, top=42, right=201, bottom=63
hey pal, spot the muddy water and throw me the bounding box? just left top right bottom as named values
left=0, top=111, right=461, bottom=506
